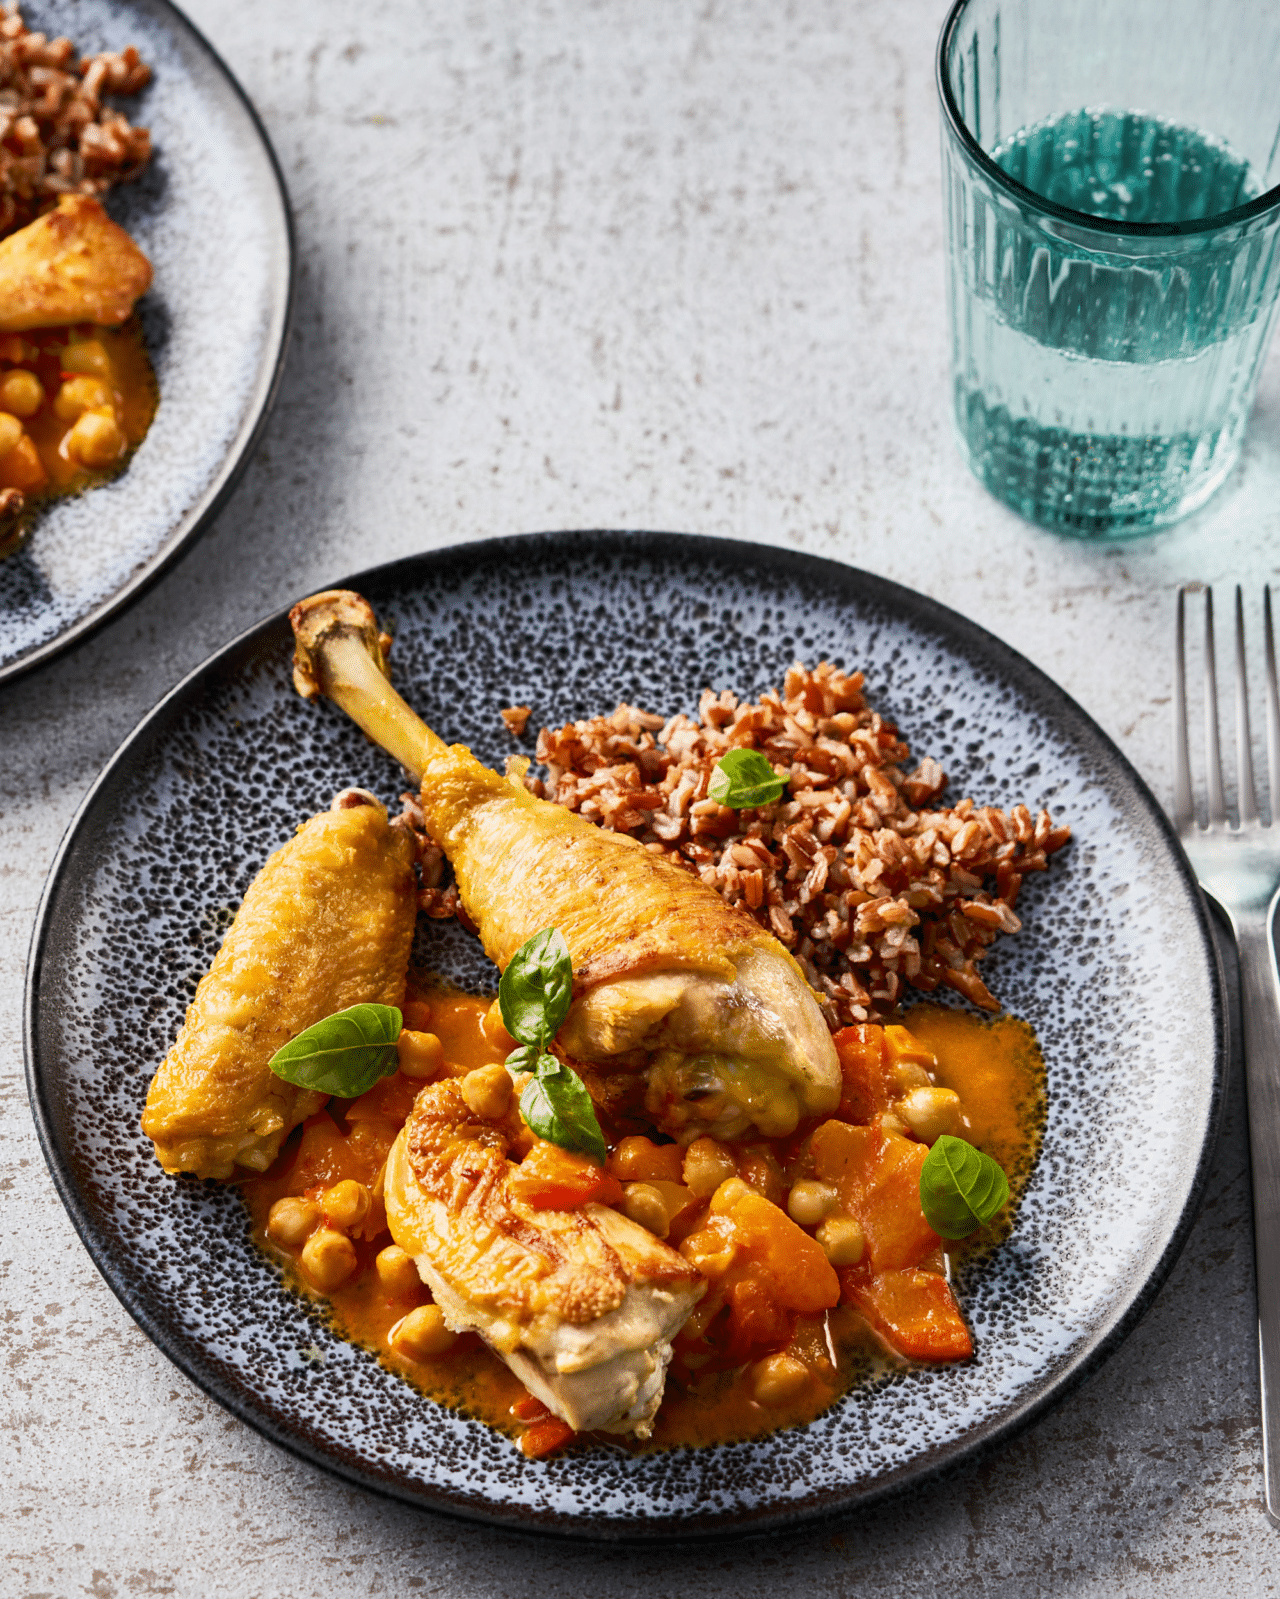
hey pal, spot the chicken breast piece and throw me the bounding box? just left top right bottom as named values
left=384, top=1079, right=705, bottom=1436
left=142, top=793, right=418, bottom=1180
left=0, top=193, right=151, bottom=331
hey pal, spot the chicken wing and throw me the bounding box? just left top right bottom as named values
left=0, top=194, right=151, bottom=331
left=142, top=792, right=418, bottom=1179
left=384, top=1076, right=704, bottom=1435
left=290, top=591, right=841, bottom=1142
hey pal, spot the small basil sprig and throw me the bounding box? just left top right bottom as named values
left=708, top=748, right=788, bottom=809
left=500, top=927, right=606, bottom=1165
left=268, top=1002, right=403, bottom=1098
left=918, top=1135, right=1009, bottom=1239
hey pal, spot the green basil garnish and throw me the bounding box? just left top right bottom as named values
left=918, top=1135, right=1009, bottom=1239
left=499, top=926, right=573, bottom=1048
left=268, top=1002, right=403, bottom=1098
left=707, top=748, right=788, bottom=809
left=518, top=1053, right=608, bottom=1166
left=499, top=927, right=607, bottom=1165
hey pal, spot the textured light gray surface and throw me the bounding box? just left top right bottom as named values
left=3, top=0, right=1280, bottom=1592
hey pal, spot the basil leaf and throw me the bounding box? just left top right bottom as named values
left=519, top=1054, right=607, bottom=1166
left=268, top=1002, right=403, bottom=1098
left=505, top=1042, right=541, bottom=1075
left=707, top=748, right=788, bottom=809
left=918, top=1135, right=1009, bottom=1239
left=499, top=927, right=573, bottom=1048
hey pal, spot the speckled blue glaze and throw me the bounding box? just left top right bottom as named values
left=25, top=533, right=1226, bottom=1540
left=0, top=0, right=292, bottom=684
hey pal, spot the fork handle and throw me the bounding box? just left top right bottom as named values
left=1237, top=907, right=1280, bottom=1527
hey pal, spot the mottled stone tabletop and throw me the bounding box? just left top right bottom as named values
left=4, top=0, right=1280, bottom=1593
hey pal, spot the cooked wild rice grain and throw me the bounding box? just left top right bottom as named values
left=400, top=662, right=1070, bottom=1028
left=0, top=6, right=152, bottom=236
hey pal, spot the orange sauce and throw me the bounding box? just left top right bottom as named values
left=243, top=988, right=1046, bottom=1454
left=0, top=320, right=157, bottom=556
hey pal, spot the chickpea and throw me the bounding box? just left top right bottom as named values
left=714, top=1176, right=752, bottom=1209
left=897, top=1086, right=963, bottom=1145
left=60, top=339, right=112, bottom=378
left=878, top=1112, right=908, bottom=1139
left=390, top=1304, right=458, bottom=1360
left=751, top=1353, right=810, bottom=1406
left=622, top=1182, right=670, bottom=1239
left=682, top=1136, right=737, bottom=1198
left=460, top=1062, right=513, bottom=1120
left=891, top=1060, right=932, bottom=1092
left=787, top=1179, right=838, bottom=1228
left=266, top=1196, right=320, bottom=1249
left=300, top=1228, right=357, bottom=1291
left=65, top=409, right=124, bottom=468
left=53, top=375, right=111, bottom=421
left=816, top=1214, right=865, bottom=1266
left=0, top=368, right=42, bottom=418
left=0, top=412, right=22, bottom=456
left=375, top=1244, right=423, bottom=1298
left=321, top=1178, right=370, bottom=1230
left=397, top=1028, right=444, bottom=1080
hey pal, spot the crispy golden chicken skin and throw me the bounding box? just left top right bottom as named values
left=142, top=793, right=417, bottom=1180
left=290, top=591, right=842, bottom=1143
left=385, top=1077, right=704, bottom=1435
left=0, top=194, right=151, bottom=331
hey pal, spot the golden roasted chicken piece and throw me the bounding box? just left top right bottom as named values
left=291, top=591, right=841, bottom=1143
left=142, top=793, right=417, bottom=1179
left=0, top=194, right=152, bottom=331
left=385, top=1076, right=704, bottom=1434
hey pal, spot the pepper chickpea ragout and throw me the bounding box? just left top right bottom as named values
left=245, top=986, right=1045, bottom=1458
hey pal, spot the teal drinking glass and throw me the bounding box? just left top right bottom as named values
left=938, top=0, right=1280, bottom=536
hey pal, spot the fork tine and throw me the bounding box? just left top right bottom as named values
left=1266, top=585, right=1280, bottom=823
left=1204, top=588, right=1227, bottom=826
left=1174, top=588, right=1195, bottom=829
left=1236, top=586, right=1258, bottom=825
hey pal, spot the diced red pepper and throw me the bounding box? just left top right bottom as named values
left=519, top=1418, right=576, bottom=1458
left=511, top=1393, right=551, bottom=1422
left=832, top=1025, right=894, bottom=1124
left=840, top=1261, right=973, bottom=1362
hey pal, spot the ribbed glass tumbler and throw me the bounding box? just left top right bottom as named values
left=937, top=0, right=1280, bottom=536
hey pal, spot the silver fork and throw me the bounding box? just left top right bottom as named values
left=1174, top=584, right=1280, bottom=1526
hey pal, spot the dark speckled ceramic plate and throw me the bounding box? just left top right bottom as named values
left=25, top=533, right=1225, bottom=1540
left=0, top=0, right=292, bottom=685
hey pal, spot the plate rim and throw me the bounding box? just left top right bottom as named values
left=0, top=0, right=296, bottom=687
left=23, top=529, right=1229, bottom=1541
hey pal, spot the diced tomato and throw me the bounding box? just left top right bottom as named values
left=607, top=1135, right=685, bottom=1184
left=711, top=1184, right=839, bottom=1314
left=832, top=1025, right=894, bottom=1124
left=840, top=1262, right=973, bottom=1362
left=519, top=1418, right=576, bottom=1458
left=508, top=1140, right=625, bottom=1210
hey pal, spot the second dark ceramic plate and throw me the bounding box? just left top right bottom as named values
left=25, top=533, right=1225, bottom=1539
left=0, top=0, right=292, bottom=684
